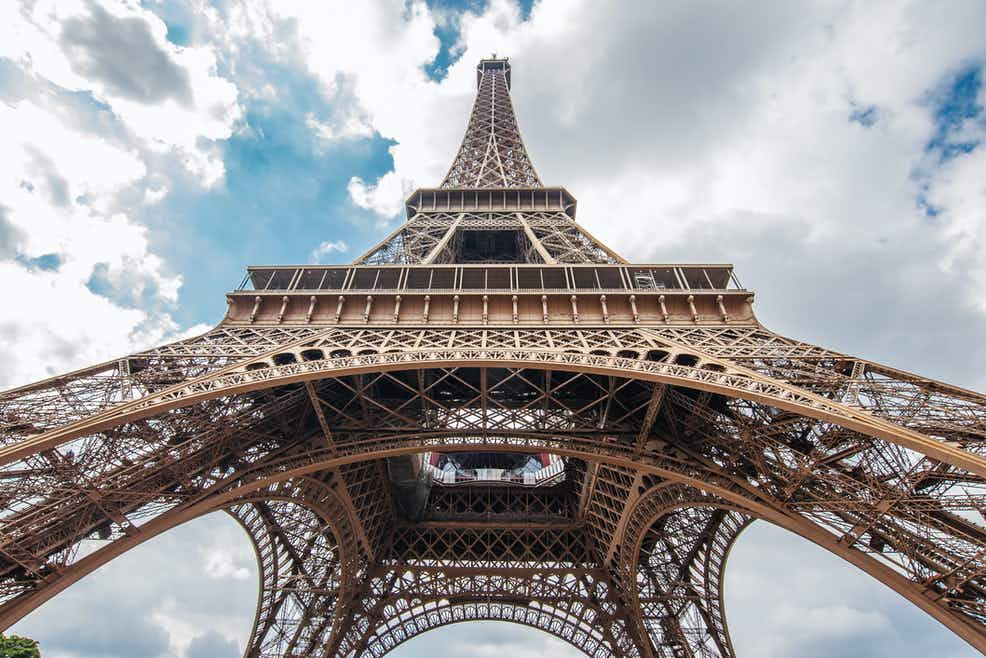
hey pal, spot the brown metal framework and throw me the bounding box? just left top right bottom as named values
left=1, top=58, right=985, bottom=657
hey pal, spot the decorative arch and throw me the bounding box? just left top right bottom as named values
left=337, top=570, right=640, bottom=657
left=1, top=334, right=984, bottom=655
left=612, top=485, right=755, bottom=657
left=4, top=340, right=980, bottom=476
left=226, top=476, right=365, bottom=658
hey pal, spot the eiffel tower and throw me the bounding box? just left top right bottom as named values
left=2, top=57, right=985, bottom=657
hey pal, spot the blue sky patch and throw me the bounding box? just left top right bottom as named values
left=849, top=104, right=878, bottom=127
left=422, top=0, right=536, bottom=80
left=164, top=21, right=189, bottom=46
left=925, top=64, right=983, bottom=163
left=141, top=54, right=397, bottom=327
left=422, top=0, right=480, bottom=80
left=18, top=253, right=62, bottom=271
left=424, top=16, right=462, bottom=81
left=912, top=63, right=984, bottom=217
left=140, top=0, right=197, bottom=46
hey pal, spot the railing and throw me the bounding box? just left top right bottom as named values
left=405, top=187, right=576, bottom=219
left=236, top=264, right=744, bottom=294
left=422, top=456, right=566, bottom=486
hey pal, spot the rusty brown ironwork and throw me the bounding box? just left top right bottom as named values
left=1, top=57, right=985, bottom=657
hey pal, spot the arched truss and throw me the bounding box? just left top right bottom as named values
left=613, top=486, right=754, bottom=658
left=226, top=476, right=365, bottom=658
left=336, top=568, right=641, bottom=657
left=633, top=508, right=747, bottom=658
left=0, top=324, right=985, bottom=655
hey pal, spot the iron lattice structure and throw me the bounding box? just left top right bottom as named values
left=2, top=58, right=986, bottom=657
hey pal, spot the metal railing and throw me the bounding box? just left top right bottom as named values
left=236, top=264, right=743, bottom=294
left=422, top=456, right=566, bottom=486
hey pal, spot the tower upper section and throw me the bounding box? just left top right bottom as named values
left=349, top=58, right=629, bottom=265
left=228, top=57, right=749, bottom=325
left=440, top=59, right=542, bottom=189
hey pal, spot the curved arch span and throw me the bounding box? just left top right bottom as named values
left=3, top=444, right=983, bottom=654
left=225, top=477, right=364, bottom=658
left=615, top=486, right=755, bottom=656
left=1, top=358, right=984, bottom=653
left=2, top=349, right=980, bottom=478
left=373, top=619, right=589, bottom=657
left=337, top=571, right=640, bottom=657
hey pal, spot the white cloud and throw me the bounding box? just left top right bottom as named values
left=348, top=173, right=409, bottom=218
left=1, top=0, right=241, bottom=186
left=197, top=0, right=468, bottom=215
left=0, top=260, right=175, bottom=388
left=725, top=522, right=972, bottom=658
left=0, top=100, right=146, bottom=219
left=143, top=184, right=169, bottom=205
left=925, top=141, right=986, bottom=312
left=305, top=112, right=374, bottom=144
left=310, top=239, right=349, bottom=262
left=768, top=604, right=891, bottom=641
left=0, top=100, right=193, bottom=387
left=12, top=514, right=255, bottom=658
left=0, top=1, right=249, bottom=388
left=202, top=548, right=251, bottom=581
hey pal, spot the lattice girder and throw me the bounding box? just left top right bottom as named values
left=228, top=476, right=364, bottom=657
left=336, top=567, right=644, bottom=658
left=4, top=327, right=980, bottom=477
left=632, top=509, right=749, bottom=658
left=1, top=335, right=985, bottom=652
left=354, top=209, right=622, bottom=265
left=441, top=60, right=541, bottom=190
left=419, top=481, right=576, bottom=524
left=612, top=485, right=754, bottom=658
left=0, top=325, right=322, bottom=440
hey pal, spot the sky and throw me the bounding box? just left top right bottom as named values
left=1, top=0, right=985, bottom=656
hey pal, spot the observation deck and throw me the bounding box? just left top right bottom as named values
left=227, top=262, right=753, bottom=326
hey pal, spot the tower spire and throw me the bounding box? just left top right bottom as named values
left=356, top=57, right=624, bottom=265
left=440, top=58, right=542, bottom=189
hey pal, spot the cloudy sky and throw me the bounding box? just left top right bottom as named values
left=2, top=0, right=985, bottom=656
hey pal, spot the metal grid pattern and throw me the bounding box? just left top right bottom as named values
left=354, top=210, right=622, bottom=265
left=0, top=57, right=984, bottom=658
left=440, top=60, right=541, bottom=189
